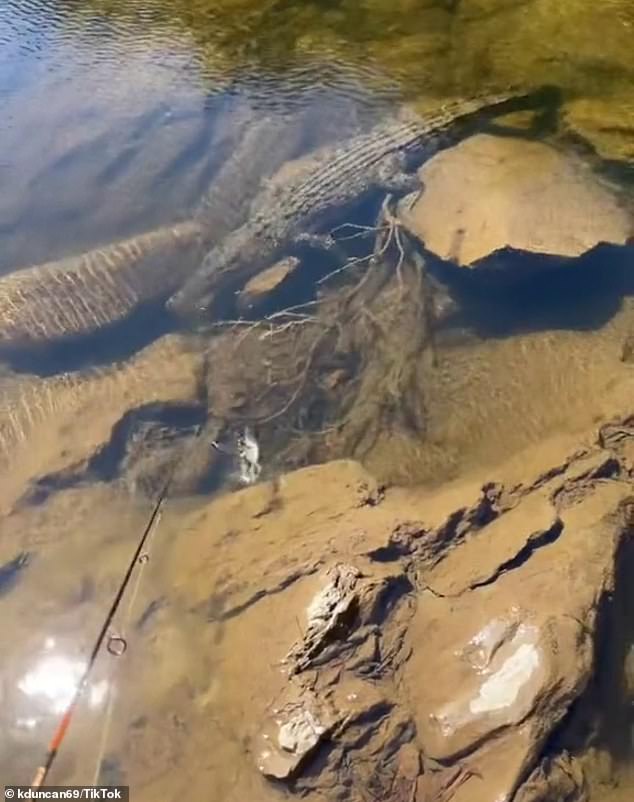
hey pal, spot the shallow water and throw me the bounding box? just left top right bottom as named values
left=0, top=0, right=633, bottom=797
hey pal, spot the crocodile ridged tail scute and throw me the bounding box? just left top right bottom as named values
left=0, top=113, right=319, bottom=349
left=169, top=85, right=560, bottom=318
left=0, top=222, right=202, bottom=347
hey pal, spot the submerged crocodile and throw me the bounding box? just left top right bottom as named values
left=0, top=222, right=203, bottom=349
left=169, top=87, right=558, bottom=317
left=0, top=114, right=312, bottom=350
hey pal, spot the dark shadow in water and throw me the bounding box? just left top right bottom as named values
left=428, top=243, right=634, bottom=339
left=0, top=551, right=31, bottom=597
left=483, top=96, right=562, bottom=142
left=20, top=402, right=207, bottom=508
left=543, top=534, right=634, bottom=766
left=557, top=128, right=634, bottom=191
left=87, top=402, right=206, bottom=482
left=239, top=227, right=634, bottom=344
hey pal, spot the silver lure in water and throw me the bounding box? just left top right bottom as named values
left=237, top=427, right=261, bottom=485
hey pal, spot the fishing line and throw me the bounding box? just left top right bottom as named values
left=90, top=506, right=163, bottom=786
left=31, top=424, right=203, bottom=788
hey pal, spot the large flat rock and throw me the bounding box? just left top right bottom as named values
left=405, top=482, right=627, bottom=801
left=399, top=134, right=630, bottom=269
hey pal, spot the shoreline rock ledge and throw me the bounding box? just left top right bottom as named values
left=238, top=415, right=634, bottom=802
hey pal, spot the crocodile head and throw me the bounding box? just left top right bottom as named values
left=168, top=224, right=275, bottom=321
left=167, top=237, right=240, bottom=320
left=167, top=280, right=215, bottom=321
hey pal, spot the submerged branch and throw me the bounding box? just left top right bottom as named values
left=202, top=195, right=441, bottom=475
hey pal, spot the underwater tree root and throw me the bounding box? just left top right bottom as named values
left=203, top=194, right=439, bottom=470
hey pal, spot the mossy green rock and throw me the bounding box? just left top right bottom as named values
left=564, top=93, right=634, bottom=162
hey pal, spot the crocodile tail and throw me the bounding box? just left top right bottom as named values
left=400, top=83, right=562, bottom=125
left=446, top=84, right=562, bottom=120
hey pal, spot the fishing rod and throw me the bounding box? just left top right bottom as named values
left=31, top=424, right=203, bottom=788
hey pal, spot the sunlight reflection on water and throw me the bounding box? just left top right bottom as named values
left=16, top=637, right=108, bottom=719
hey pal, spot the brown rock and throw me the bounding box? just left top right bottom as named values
left=0, top=334, right=204, bottom=512
left=237, top=256, right=300, bottom=311
left=424, top=491, right=560, bottom=595
left=82, top=418, right=634, bottom=802
left=287, top=563, right=362, bottom=672
left=159, top=458, right=405, bottom=650
left=515, top=752, right=588, bottom=802
left=255, top=689, right=340, bottom=780
left=399, top=134, right=630, bottom=269
left=403, top=479, right=629, bottom=802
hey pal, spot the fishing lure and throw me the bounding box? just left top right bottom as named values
left=211, top=426, right=262, bottom=485
left=237, top=427, right=262, bottom=485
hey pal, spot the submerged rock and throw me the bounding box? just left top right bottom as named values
left=399, top=134, right=630, bottom=271
left=255, top=690, right=340, bottom=780
left=287, top=563, right=361, bottom=672
left=515, top=752, right=588, bottom=802
left=0, top=334, right=205, bottom=511
left=563, top=94, right=634, bottom=163
left=404, top=473, right=630, bottom=801
left=237, top=256, right=300, bottom=312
